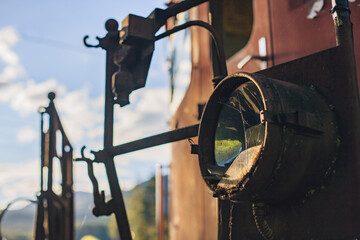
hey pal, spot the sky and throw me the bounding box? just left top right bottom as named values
left=0, top=0, right=191, bottom=209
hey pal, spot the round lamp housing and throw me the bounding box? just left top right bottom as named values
left=198, top=72, right=338, bottom=204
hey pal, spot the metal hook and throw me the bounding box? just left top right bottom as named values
left=83, top=35, right=101, bottom=48
left=80, top=146, right=86, bottom=159
left=76, top=145, right=91, bottom=162
left=75, top=146, right=113, bottom=216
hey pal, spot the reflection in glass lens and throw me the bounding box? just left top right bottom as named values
left=214, top=81, right=265, bottom=166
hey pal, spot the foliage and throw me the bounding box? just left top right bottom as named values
left=215, top=139, right=242, bottom=163
left=127, top=177, right=157, bottom=240
left=108, top=175, right=170, bottom=240
left=2, top=177, right=167, bottom=240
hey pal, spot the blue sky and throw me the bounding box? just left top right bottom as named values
left=0, top=0, right=191, bottom=209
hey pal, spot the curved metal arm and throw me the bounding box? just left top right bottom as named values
left=83, top=35, right=101, bottom=48
left=155, top=20, right=227, bottom=80
left=75, top=146, right=113, bottom=216
left=0, top=198, right=37, bottom=240
left=76, top=146, right=100, bottom=194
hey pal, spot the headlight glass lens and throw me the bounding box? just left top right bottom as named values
left=214, top=81, right=265, bottom=166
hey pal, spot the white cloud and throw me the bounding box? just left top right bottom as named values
left=2, top=78, right=66, bottom=116
left=0, top=26, right=20, bottom=65
left=0, top=78, right=103, bottom=144
left=0, top=27, right=64, bottom=113
left=0, top=160, right=39, bottom=209
left=114, top=87, right=170, bottom=144
left=75, top=87, right=173, bottom=192
left=0, top=26, right=23, bottom=86
left=0, top=25, right=172, bottom=152
left=0, top=25, right=172, bottom=207
left=0, top=80, right=169, bottom=203
left=17, top=126, right=37, bottom=143
left=0, top=64, right=25, bottom=83
left=56, top=88, right=103, bottom=143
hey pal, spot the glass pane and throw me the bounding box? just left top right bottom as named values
left=214, top=81, right=265, bottom=166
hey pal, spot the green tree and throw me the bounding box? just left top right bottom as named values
left=127, top=177, right=156, bottom=240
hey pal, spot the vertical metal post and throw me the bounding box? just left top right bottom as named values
left=102, top=20, right=132, bottom=240
left=47, top=96, right=56, bottom=240
left=35, top=111, right=46, bottom=240
left=83, top=19, right=132, bottom=239
left=156, top=165, right=165, bottom=240
left=331, top=0, right=358, bottom=89
left=40, top=111, right=45, bottom=193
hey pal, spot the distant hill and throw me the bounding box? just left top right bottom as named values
left=1, top=192, right=111, bottom=240
left=1, top=176, right=165, bottom=240
left=1, top=202, right=36, bottom=239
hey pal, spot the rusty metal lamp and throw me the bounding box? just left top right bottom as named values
left=198, top=72, right=338, bottom=204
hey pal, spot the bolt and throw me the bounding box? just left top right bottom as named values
left=48, top=92, right=56, bottom=101
left=105, top=19, right=119, bottom=32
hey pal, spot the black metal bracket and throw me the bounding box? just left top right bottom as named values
left=81, top=1, right=216, bottom=239
left=75, top=146, right=114, bottom=217
left=83, top=0, right=223, bottom=107
left=83, top=19, right=120, bottom=51
left=155, top=20, right=227, bottom=80
left=83, top=36, right=102, bottom=48
left=330, top=0, right=351, bottom=17
left=90, top=124, right=199, bottom=163
left=260, top=110, right=324, bottom=134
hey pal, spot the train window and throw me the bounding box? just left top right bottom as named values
left=211, top=0, right=253, bottom=59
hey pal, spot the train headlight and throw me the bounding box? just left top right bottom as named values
left=198, top=72, right=338, bottom=203
left=213, top=80, right=265, bottom=167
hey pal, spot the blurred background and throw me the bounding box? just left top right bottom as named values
left=0, top=0, right=192, bottom=239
